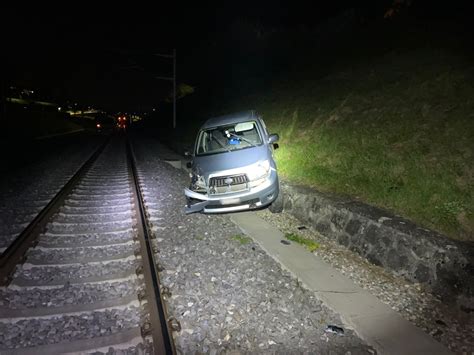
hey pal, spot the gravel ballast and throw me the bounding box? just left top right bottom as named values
left=133, top=137, right=375, bottom=354
left=0, top=281, right=142, bottom=309
left=0, top=307, right=143, bottom=349
left=26, top=243, right=136, bottom=264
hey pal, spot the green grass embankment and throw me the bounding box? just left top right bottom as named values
left=224, top=49, right=474, bottom=240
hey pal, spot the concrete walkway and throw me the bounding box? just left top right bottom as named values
left=231, top=211, right=452, bottom=355
left=147, top=140, right=191, bottom=171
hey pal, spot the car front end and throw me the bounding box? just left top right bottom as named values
left=184, top=113, right=280, bottom=214
left=184, top=157, right=279, bottom=214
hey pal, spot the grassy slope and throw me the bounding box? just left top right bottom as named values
left=221, top=48, right=474, bottom=240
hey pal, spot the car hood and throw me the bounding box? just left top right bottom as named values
left=193, top=145, right=270, bottom=178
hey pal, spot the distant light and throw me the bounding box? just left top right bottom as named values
left=96, top=123, right=101, bottom=128
left=152, top=108, right=156, bottom=112
left=58, top=107, right=62, bottom=111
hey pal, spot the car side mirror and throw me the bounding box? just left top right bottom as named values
left=273, top=143, right=279, bottom=150
left=268, top=134, right=279, bottom=144
left=186, top=161, right=192, bottom=169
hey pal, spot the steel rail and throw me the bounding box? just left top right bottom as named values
left=126, top=136, right=176, bottom=355
left=0, top=136, right=111, bottom=286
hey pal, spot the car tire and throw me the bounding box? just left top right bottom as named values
left=269, top=189, right=283, bottom=213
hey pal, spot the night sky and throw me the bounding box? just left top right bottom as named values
left=3, top=1, right=472, bottom=112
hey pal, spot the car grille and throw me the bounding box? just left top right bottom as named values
left=209, top=174, right=248, bottom=194
left=210, top=174, right=248, bottom=187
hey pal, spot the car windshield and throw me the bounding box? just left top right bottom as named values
left=196, top=121, right=263, bottom=156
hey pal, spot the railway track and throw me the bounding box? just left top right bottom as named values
left=0, top=135, right=175, bottom=354
left=0, top=138, right=101, bottom=255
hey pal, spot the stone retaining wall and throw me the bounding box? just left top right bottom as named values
left=279, top=182, right=474, bottom=310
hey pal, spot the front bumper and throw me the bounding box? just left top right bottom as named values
left=184, top=172, right=279, bottom=214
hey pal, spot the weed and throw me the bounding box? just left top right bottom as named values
left=231, top=235, right=253, bottom=245
left=285, top=233, right=320, bottom=252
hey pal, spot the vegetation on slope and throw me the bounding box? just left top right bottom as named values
left=222, top=49, right=474, bottom=240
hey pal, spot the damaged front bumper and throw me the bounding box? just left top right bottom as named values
left=184, top=173, right=279, bottom=214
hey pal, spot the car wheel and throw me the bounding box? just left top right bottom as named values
left=269, top=190, right=283, bottom=213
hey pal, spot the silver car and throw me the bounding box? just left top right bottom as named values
left=184, top=111, right=280, bottom=214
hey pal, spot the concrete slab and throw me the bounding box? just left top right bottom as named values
left=231, top=211, right=452, bottom=355
left=149, top=142, right=190, bottom=173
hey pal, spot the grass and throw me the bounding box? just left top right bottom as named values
left=285, top=233, right=320, bottom=252
left=217, top=49, right=474, bottom=241
left=231, top=235, right=253, bottom=245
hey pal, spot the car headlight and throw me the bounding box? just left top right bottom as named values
left=191, top=174, right=206, bottom=191
left=246, top=160, right=271, bottom=181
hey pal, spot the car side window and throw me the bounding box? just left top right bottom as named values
left=197, top=131, right=207, bottom=154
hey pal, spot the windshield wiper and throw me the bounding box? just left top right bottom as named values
left=211, top=135, right=231, bottom=153
left=227, top=131, right=257, bottom=147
